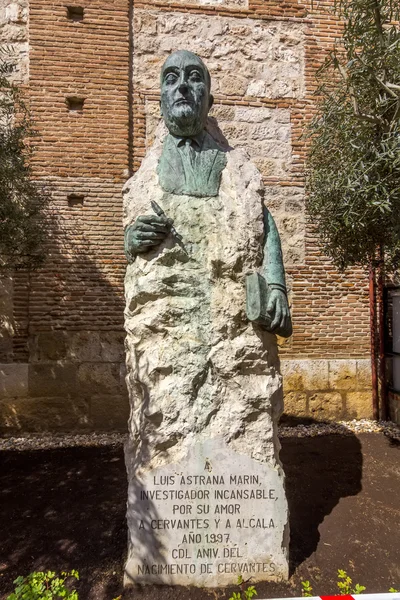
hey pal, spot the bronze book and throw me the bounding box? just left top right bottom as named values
left=245, top=272, right=272, bottom=328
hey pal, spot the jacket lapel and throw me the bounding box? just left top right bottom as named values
left=157, top=136, right=184, bottom=188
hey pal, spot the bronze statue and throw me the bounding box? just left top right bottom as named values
left=124, top=50, right=292, bottom=337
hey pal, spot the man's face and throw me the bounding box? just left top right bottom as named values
left=160, top=51, right=212, bottom=137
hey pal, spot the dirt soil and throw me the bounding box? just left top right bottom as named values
left=0, top=432, right=399, bottom=600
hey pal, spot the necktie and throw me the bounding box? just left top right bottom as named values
left=178, top=139, right=197, bottom=190
left=185, top=138, right=196, bottom=167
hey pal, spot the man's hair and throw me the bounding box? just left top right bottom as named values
left=160, top=50, right=211, bottom=91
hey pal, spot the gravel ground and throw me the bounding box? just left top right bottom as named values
left=278, top=418, right=400, bottom=439
left=0, top=419, right=399, bottom=451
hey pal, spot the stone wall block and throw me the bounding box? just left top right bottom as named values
left=0, top=364, right=28, bottom=398
left=77, top=363, right=122, bottom=396
left=264, top=186, right=305, bottom=266
left=0, top=397, right=89, bottom=432
left=134, top=12, right=305, bottom=100
left=219, top=73, right=248, bottom=96
left=251, top=123, right=291, bottom=142
left=285, top=197, right=304, bottom=213
left=281, top=359, right=329, bottom=392
left=30, top=331, right=124, bottom=364
left=210, top=105, right=236, bottom=121
left=277, top=215, right=303, bottom=237
left=264, top=185, right=304, bottom=214
left=0, top=276, right=14, bottom=361
left=345, top=391, right=373, bottom=419
left=165, top=0, right=249, bottom=9
left=388, top=391, right=400, bottom=425
left=69, top=331, right=103, bottom=362
left=309, top=392, right=343, bottom=420
left=282, top=391, right=308, bottom=416
left=328, top=359, right=358, bottom=391
left=356, top=359, right=372, bottom=389
left=281, top=239, right=304, bottom=266
left=29, top=363, right=78, bottom=397
left=5, top=3, right=27, bottom=24
left=100, top=332, right=125, bottom=362
left=90, top=394, right=129, bottom=431
left=234, top=107, right=272, bottom=123
left=29, top=332, right=69, bottom=362
left=0, top=0, right=28, bottom=83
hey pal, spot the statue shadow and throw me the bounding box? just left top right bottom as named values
left=3, top=179, right=129, bottom=433
left=0, top=445, right=127, bottom=600
left=278, top=418, right=363, bottom=575
left=206, top=117, right=234, bottom=152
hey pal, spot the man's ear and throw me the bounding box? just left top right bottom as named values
left=209, top=94, right=214, bottom=110
left=159, top=100, right=163, bottom=117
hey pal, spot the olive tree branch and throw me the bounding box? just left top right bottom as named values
left=335, top=59, right=386, bottom=124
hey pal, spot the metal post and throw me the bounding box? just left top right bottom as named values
left=377, top=248, right=387, bottom=420
left=369, top=264, right=379, bottom=420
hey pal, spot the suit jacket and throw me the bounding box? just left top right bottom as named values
left=157, top=130, right=227, bottom=198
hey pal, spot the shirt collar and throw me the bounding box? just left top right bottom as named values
left=170, top=130, right=206, bottom=150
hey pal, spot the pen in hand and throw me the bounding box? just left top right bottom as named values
left=151, top=201, right=185, bottom=247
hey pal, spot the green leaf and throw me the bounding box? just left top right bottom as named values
left=6, top=571, right=79, bottom=600
left=244, top=586, right=257, bottom=599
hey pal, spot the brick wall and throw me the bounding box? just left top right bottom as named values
left=1, top=0, right=131, bottom=431
left=0, top=0, right=373, bottom=433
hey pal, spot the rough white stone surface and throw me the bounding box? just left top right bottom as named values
left=125, top=438, right=288, bottom=586
left=0, top=0, right=29, bottom=83
left=123, top=121, right=289, bottom=585
left=134, top=11, right=305, bottom=99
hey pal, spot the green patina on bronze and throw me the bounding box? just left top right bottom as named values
left=246, top=207, right=292, bottom=338
left=125, top=49, right=292, bottom=338
left=157, top=50, right=227, bottom=197
left=157, top=131, right=227, bottom=198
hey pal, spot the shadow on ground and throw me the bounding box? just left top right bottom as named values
left=281, top=421, right=363, bottom=574
left=0, top=431, right=399, bottom=599
left=0, top=446, right=126, bottom=599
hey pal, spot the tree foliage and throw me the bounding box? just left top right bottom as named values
left=0, top=48, right=49, bottom=271
left=306, top=0, right=400, bottom=271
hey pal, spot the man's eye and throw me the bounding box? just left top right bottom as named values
left=165, top=73, right=178, bottom=84
left=189, top=71, right=202, bottom=82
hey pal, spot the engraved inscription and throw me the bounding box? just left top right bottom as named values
left=126, top=439, right=289, bottom=586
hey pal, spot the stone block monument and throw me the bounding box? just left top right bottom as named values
left=123, top=50, right=292, bottom=587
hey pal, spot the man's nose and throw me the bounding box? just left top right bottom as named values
left=177, top=73, right=189, bottom=94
